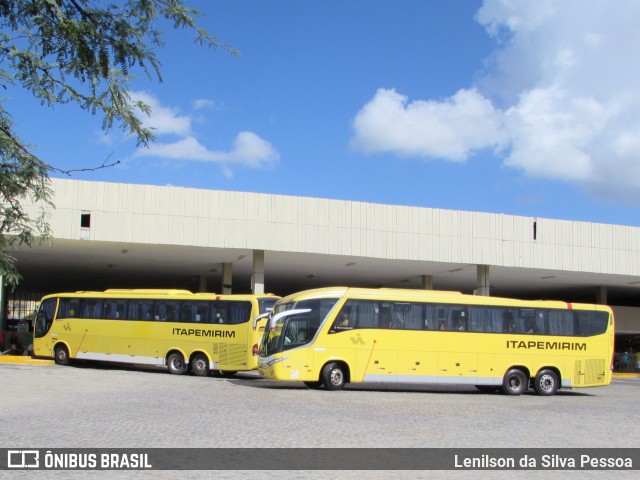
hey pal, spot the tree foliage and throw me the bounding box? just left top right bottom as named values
left=0, top=0, right=233, bottom=288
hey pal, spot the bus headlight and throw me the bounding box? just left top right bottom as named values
left=263, top=356, right=288, bottom=367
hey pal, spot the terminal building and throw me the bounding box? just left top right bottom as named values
left=2, top=178, right=640, bottom=357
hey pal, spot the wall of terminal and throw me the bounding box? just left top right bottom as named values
left=40, top=178, right=640, bottom=277
left=9, top=178, right=640, bottom=340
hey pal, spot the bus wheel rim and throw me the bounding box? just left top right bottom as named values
left=539, top=374, right=555, bottom=391
left=194, top=358, right=206, bottom=373
left=331, top=369, right=343, bottom=385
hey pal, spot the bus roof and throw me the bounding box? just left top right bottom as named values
left=276, top=286, right=611, bottom=311
left=41, top=289, right=280, bottom=300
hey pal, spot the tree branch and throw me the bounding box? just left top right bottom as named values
left=48, top=153, right=120, bottom=176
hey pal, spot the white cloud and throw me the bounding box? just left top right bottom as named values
left=135, top=132, right=279, bottom=169
left=131, top=92, right=279, bottom=174
left=130, top=91, right=191, bottom=136
left=192, top=99, right=215, bottom=110
left=351, top=88, right=506, bottom=161
left=350, top=0, right=640, bottom=202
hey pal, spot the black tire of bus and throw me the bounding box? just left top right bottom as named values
left=191, top=353, right=210, bottom=377
left=533, top=369, right=560, bottom=396
left=321, top=362, right=346, bottom=391
left=54, top=344, right=70, bottom=366
left=501, top=368, right=528, bottom=395
left=167, top=352, right=187, bottom=375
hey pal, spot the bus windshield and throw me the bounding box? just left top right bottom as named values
left=260, top=298, right=338, bottom=356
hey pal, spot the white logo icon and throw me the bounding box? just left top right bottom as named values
left=7, top=450, right=40, bottom=469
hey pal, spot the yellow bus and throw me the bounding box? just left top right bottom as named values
left=33, top=289, right=279, bottom=376
left=258, top=287, right=614, bottom=395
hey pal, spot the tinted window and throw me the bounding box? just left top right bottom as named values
left=181, top=301, right=210, bottom=323
left=103, top=299, right=127, bottom=319
left=154, top=301, right=180, bottom=322
left=211, top=301, right=251, bottom=324
left=58, top=298, right=81, bottom=318
left=80, top=299, right=103, bottom=319
left=128, top=300, right=153, bottom=320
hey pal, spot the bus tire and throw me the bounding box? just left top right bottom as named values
left=304, top=381, right=322, bottom=389
left=533, top=369, right=559, bottom=396
left=502, top=368, right=528, bottom=395
left=321, top=362, right=346, bottom=391
left=191, top=353, right=210, bottom=377
left=167, top=352, right=187, bottom=375
left=54, top=344, right=70, bottom=366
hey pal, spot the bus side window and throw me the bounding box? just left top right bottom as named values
left=329, top=303, right=353, bottom=333
left=59, top=298, right=80, bottom=318
left=182, top=301, right=209, bottom=323
left=81, top=299, right=103, bottom=319
left=104, top=300, right=127, bottom=320
left=379, top=308, right=393, bottom=329
left=155, top=301, right=179, bottom=322
left=283, top=318, right=308, bottom=348
left=436, top=307, right=449, bottom=330
left=227, top=301, right=252, bottom=324
left=211, top=302, right=226, bottom=323
left=181, top=302, right=199, bottom=322
left=34, top=298, right=57, bottom=337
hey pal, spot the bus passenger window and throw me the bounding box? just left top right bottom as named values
left=283, top=318, right=307, bottom=348
left=155, top=302, right=179, bottom=322
left=330, top=311, right=353, bottom=333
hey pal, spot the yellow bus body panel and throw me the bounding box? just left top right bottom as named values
left=33, top=290, right=278, bottom=372
left=259, top=287, right=614, bottom=389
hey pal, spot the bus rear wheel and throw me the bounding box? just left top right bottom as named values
left=533, top=369, right=559, bottom=396
left=54, top=345, right=70, bottom=366
left=502, top=368, right=528, bottom=395
left=167, top=352, right=187, bottom=375
left=191, top=353, right=210, bottom=377
left=321, top=362, right=346, bottom=391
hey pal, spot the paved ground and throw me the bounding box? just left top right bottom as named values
left=1, top=361, right=638, bottom=479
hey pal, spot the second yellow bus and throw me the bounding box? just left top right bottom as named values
left=34, top=289, right=280, bottom=376
left=258, top=287, right=614, bottom=395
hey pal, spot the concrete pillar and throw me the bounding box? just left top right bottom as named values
left=252, top=250, right=265, bottom=295
left=222, top=263, right=233, bottom=294
left=198, top=274, right=207, bottom=293
left=476, top=265, right=490, bottom=296
left=597, top=286, right=608, bottom=305
left=421, top=275, right=433, bottom=290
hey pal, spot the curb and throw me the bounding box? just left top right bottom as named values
left=0, top=355, right=54, bottom=365
left=613, top=372, right=640, bottom=378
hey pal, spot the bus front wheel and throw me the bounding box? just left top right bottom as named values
left=321, top=362, right=346, bottom=391
left=502, top=368, right=528, bottom=395
left=533, top=369, right=559, bottom=396
left=167, top=352, right=187, bottom=375
left=54, top=345, right=70, bottom=366
left=191, top=353, right=210, bottom=377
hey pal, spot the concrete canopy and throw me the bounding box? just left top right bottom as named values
left=8, top=178, right=640, bottom=307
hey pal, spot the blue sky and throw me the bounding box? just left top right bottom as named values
left=9, top=0, right=640, bottom=226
